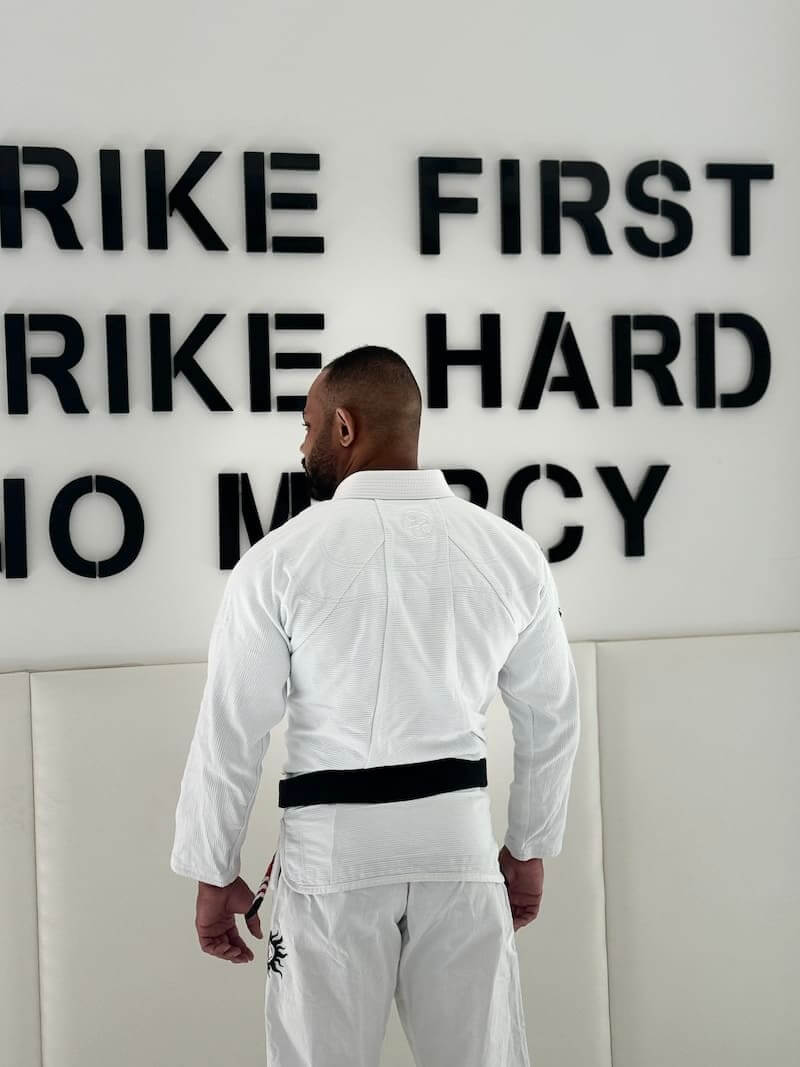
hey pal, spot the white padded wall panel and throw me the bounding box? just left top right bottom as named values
left=30, top=663, right=280, bottom=1067
left=597, top=632, right=800, bottom=1067
left=0, top=672, right=41, bottom=1067
left=26, top=639, right=606, bottom=1067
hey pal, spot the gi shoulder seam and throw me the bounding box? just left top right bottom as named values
left=289, top=538, right=385, bottom=654
left=442, top=527, right=519, bottom=630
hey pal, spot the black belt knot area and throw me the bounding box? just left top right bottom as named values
left=277, top=756, right=487, bottom=807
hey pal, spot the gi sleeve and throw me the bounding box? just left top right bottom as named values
left=498, top=550, right=580, bottom=860
left=169, top=555, right=291, bottom=887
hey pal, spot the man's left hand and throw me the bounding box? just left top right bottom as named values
left=195, top=877, right=263, bottom=963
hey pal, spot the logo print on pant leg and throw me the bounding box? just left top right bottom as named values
left=267, top=929, right=287, bottom=977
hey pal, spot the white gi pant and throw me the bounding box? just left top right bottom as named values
left=263, top=844, right=531, bottom=1067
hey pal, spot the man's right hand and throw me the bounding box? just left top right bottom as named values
left=498, top=845, right=543, bottom=931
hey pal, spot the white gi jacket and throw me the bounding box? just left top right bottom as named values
left=170, top=468, right=580, bottom=893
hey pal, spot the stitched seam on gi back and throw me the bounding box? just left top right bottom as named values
left=366, top=498, right=390, bottom=760
left=434, top=498, right=470, bottom=736
left=444, top=529, right=517, bottom=628
left=290, top=539, right=385, bottom=654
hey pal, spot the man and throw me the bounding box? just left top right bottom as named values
left=170, top=345, right=581, bottom=1066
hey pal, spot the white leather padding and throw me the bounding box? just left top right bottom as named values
left=30, top=663, right=282, bottom=1067
left=17, top=631, right=797, bottom=1067
left=597, top=632, right=800, bottom=1067
left=0, top=671, right=42, bottom=1067
left=25, top=641, right=607, bottom=1067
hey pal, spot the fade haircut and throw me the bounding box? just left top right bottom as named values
left=320, top=345, right=422, bottom=445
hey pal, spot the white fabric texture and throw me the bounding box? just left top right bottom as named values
left=263, top=854, right=532, bottom=1067
left=170, top=467, right=581, bottom=891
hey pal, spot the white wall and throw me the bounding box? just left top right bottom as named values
left=1, top=1, right=797, bottom=661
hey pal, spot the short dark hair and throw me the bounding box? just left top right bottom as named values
left=321, top=345, right=422, bottom=443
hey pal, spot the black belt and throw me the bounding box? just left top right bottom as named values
left=278, top=756, right=487, bottom=808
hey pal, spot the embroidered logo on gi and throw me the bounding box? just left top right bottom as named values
left=267, top=928, right=288, bottom=977
left=403, top=510, right=433, bottom=539
left=558, top=607, right=563, bottom=617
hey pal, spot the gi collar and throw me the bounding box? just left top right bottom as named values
left=331, top=468, right=456, bottom=500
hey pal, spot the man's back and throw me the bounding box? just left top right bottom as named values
left=255, top=468, right=580, bottom=893
left=170, top=467, right=580, bottom=894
